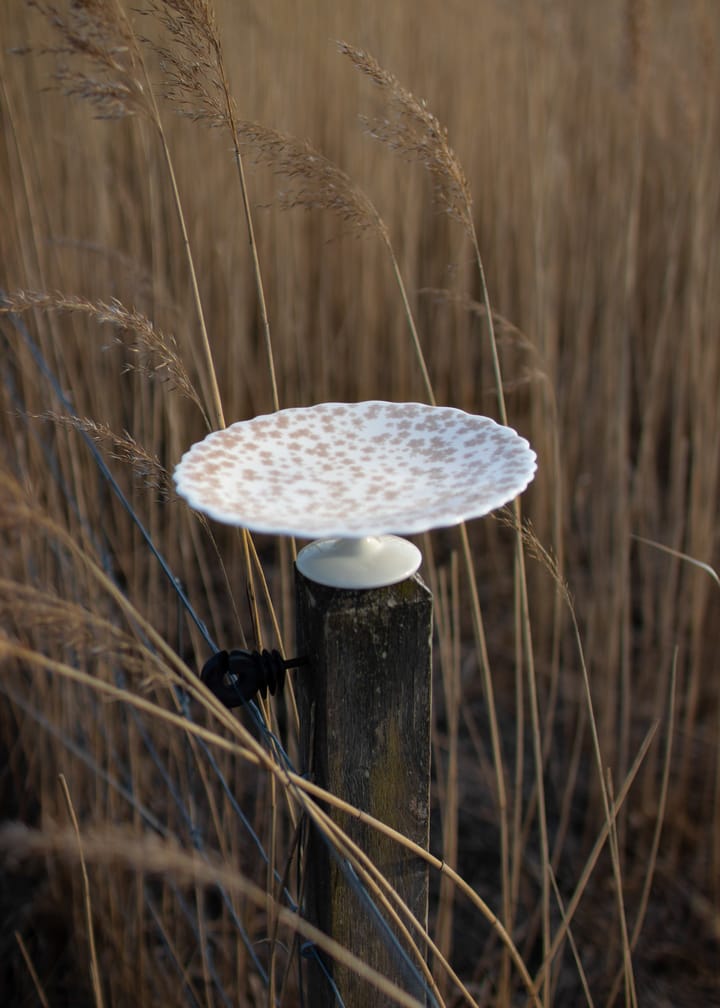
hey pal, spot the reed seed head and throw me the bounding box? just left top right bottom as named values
left=26, top=0, right=148, bottom=118
left=1, top=291, right=206, bottom=422
left=236, top=121, right=388, bottom=239
left=338, top=40, right=473, bottom=235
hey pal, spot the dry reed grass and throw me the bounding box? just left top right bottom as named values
left=1, top=0, right=719, bottom=1005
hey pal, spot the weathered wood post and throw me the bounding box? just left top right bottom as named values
left=296, top=568, right=433, bottom=1006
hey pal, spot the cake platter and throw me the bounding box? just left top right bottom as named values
left=174, top=401, right=537, bottom=588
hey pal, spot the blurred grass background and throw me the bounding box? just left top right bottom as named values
left=0, top=0, right=718, bottom=1004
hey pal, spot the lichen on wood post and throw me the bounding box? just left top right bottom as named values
left=295, top=567, right=432, bottom=1007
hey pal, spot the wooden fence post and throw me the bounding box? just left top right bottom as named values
left=295, top=568, right=433, bottom=1007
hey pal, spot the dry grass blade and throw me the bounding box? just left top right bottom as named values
left=36, top=413, right=170, bottom=499
left=294, top=796, right=448, bottom=1007
left=533, top=723, right=659, bottom=993
left=143, top=0, right=279, bottom=413
left=58, top=774, right=105, bottom=1008
left=338, top=40, right=473, bottom=234
left=0, top=576, right=160, bottom=669
left=237, top=121, right=387, bottom=238
left=631, top=534, right=720, bottom=590
left=604, top=770, right=639, bottom=1008
left=548, top=869, right=595, bottom=1008
left=234, top=118, right=435, bottom=401
left=23, top=2, right=227, bottom=428
left=1, top=290, right=207, bottom=422
left=0, top=473, right=296, bottom=862
left=338, top=41, right=505, bottom=419
left=0, top=634, right=262, bottom=764
left=0, top=471, right=251, bottom=743
left=420, top=287, right=539, bottom=354
left=26, top=0, right=148, bottom=118
left=13, top=932, right=50, bottom=1008
left=142, top=0, right=226, bottom=121
left=605, top=652, right=678, bottom=1007
left=0, top=823, right=428, bottom=1008
left=286, top=773, right=541, bottom=1008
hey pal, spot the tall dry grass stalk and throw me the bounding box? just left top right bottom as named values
left=1, top=0, right=719, bottom=1006
left=144, top=0, right=280, bottom=413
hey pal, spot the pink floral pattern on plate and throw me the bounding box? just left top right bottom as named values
left=174, top=401, right=537, bottom=537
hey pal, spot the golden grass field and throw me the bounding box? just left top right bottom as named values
left=0, top=0, right=719, bottom=1004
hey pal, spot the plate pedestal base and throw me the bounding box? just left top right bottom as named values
left=295, top=535, right=421, bottom=589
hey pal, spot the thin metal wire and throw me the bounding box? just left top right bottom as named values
left=300, top=943, right=347, bottom=1007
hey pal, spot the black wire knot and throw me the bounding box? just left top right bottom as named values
left=201, top=648, right=306, bottom=708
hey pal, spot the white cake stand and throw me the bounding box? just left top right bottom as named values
left=174, top=401, right=537, bottom=589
